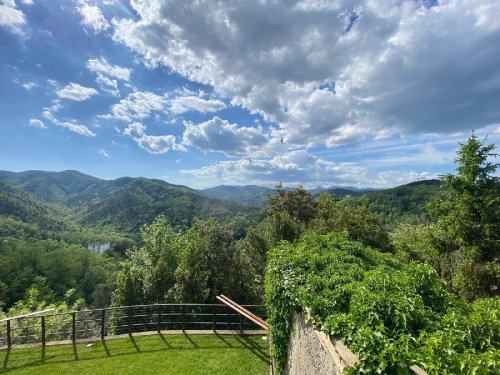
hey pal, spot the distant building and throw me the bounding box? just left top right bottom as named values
left=88, top=242, right=111, bottom=254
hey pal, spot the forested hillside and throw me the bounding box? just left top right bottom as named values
left=1, top=170, right=257, bottom=237
left=343, top=179, right=444, bottom=229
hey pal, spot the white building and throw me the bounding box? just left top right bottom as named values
left=88, top=242, right=111, bottom=254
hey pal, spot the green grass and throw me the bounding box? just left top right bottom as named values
left=0, top=334, right=270, bottom=375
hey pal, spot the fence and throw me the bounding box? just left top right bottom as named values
left=0, top=303, right=267, bottom=349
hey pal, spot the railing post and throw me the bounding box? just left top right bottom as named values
left=41, top=316, right=46, bottom=346
left=100, top=309, right=105, bottom=340
left=181, top=305, right=186, bottom=333
left=128, top=307, right=132, bottom=336
left=239, top=314, right=243, bottom=334
left=212, top=306, right=217, bottom=332
left=72, top=312, right=76, bottom=343
left=6, top=320, right=11, bottom=348
left=157, top=306, right=162, bottom=333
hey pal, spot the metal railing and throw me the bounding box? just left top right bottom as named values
left=0, top=303, right=267, bottom=348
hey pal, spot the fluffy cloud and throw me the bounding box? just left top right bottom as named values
left=170, top=95, right=226, bottom=114
left=0, top=0, right=26, bottom=35
left=56, top=83, right=98, bottom=101
left=178, top=150, right=367, bottom=188
left=42, top=100, right=95, bottom=137
left=101, top=91, right=166, bottom=121
left=113, top=0, right=500, bottom=151
left=87, top=57, right=132, bottom=96
left=29, top=118, right=47, bottom=129
left=77, top=1, right=109, bottom=34
left=183, top=116, right=268, bottom=156
left=124, top=122, right=185, bottom=154
left=87, top=57, right=131, bottom=81
left=98, top=149, right=109, bottom=157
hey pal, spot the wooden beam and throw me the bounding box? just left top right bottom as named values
left=216, top=295, right=269, bottom=331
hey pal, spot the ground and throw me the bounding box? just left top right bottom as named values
left=0, top=334, right=270, bottom=374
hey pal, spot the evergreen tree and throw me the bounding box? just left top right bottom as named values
left=429, top=132, right=499, bottom=300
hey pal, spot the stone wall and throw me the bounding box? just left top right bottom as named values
left=284, top=314, right=357, bottom=375
left=283, top=313, right=427, bottom=375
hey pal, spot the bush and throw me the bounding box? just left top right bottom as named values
left=265, top=232, right=499, bottom=374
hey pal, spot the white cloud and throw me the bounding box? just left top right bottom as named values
left=42, top=100, right=95, bottom=137
left=86, top=57, right=132, bottom=96
left=170, top=95, right=226, bottom=114
left=123, top=122, right=185, bottom=154
left=100, top=91, right=166, bottom=121
left=177, top=150, right=367, bottom=189
left=77, top=1, right=109, bottom=34
left=0, top=0, right=26, bottom=35
left=95, top=75, right=119, bottom=96
left=29, top=118, right=47, bottom=129
left=56, top=82, right=98, bottom=101
left=98, top=149, right=109, bottom=157
left=113, top=0, right=500, bottom=153
left=22, top=81, right=37, bottom=90
left=57, top=120, right=96, bottom=137
left=183, top=116, right=268, bottom=157
left=87, top=57, right=131, bottom=81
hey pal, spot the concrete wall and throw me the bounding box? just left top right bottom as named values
left=284, top=314, right=357, bottom=375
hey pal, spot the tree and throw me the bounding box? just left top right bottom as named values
left=429, top=132, right=499, bottom=300
left=112, top=216, right=182, bottom=305
left=174, top=218, right=237, bottom=303
left=309, top=192, right=393, bottom=252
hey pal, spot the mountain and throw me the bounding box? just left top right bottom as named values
left=0, top=178, right=69, bottom=232
left=76, top=177, right=256, bottom=233
left=1, top=170, right=257, bottom=235
left=0, top=170, right=107, bottom=205
left=343, top=179, right=443, bottom=229
left=201, top=185, right=275, bottom=207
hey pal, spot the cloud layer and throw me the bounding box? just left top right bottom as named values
left=113, top=0, right=500, bottom=150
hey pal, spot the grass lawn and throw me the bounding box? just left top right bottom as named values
left=0, top=334, right=270, bottom=375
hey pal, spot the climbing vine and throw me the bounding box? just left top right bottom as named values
left=265, top=232, right=499, bottom=374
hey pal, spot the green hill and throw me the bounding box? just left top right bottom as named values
left=342, top=179, right=443, bottom=229
left=1, top=170, right=257, bottom=236
left=0, top=178, right=70, bottom=234
left=77, top=178, right=256, bottom=233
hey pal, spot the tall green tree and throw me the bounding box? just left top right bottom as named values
left=429, top=133, right=499, bottom=300
left=174, top=218, right=237, bottom=303
left=113, top=216, right=182, bottom=305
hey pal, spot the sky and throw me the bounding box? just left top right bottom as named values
left=0, top=0, right=499, bottom=189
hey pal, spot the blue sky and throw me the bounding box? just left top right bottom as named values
left=0, top=0, right=499, bottom=189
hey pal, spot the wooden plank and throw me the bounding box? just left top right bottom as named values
left=100, top=309, right=106, bottom=340
left=218, top=295, right=269, bottom=329
left=6, top=320, right=11, bottom=348
left=41, top=316, right=46, bottom=347
left=72, top=313, right=76, bottom=343
left=216, top=295, right=269, bottom=330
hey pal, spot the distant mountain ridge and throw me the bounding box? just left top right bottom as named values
left=0, top=170, right=256, bottom=236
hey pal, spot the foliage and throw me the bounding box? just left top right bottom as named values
left=428, top=133, right=499, bottom=300
left=265, top=232, right=499, bottom=374
left=0, top=240, right=116, bottom=309
left=311, top=193, right=393, bottom=252
left=174, top=218, right=239, bottom=303
left=343, top=180, right=442, bottom=230
left=113, top=216, right=182, bottom=306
